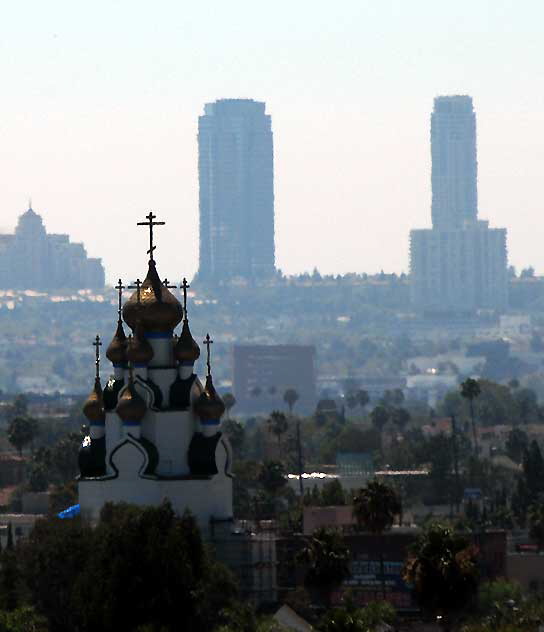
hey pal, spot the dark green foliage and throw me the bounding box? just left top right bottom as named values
left=369, top=406, right=388, bottom=433
left=12, top=502, right=238, bottom=632
left=304, top=480, right=346, bottom=507
left=7, top=416, right=38, bottom=456
left=403, top=523, right=479, bottom=620
left=0, top=606, right=48, bottom=632
left=318, top=599, right=395, bottom=632
left=505, top=428, right=529, bottom=464
left=528, top=503, right=544, bottom=548
left=258, top=461, right=287, bottom=494
left=297, top=527, right=350, bottom=606
left=352, top=480, right=401, bottom=534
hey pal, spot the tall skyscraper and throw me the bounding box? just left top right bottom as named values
left=410, top=96, right=507, bottom=313
left=198, top=99, right=275, bottom=282
left=431, top=96, right=478, bottom=230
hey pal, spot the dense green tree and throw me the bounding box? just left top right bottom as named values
left=391, top=407, right=411, bottom=433
left=0, top=606, right=49, bottom=632
left=352, top=480, right=401, bottom=598
left=16, top=502, right=238, bottom=632
left=403, top=523, right=479, bottom=631
left=460, top=378, right=481, bottom=455
left=7, top=416, right=38, bottom=457
left=528, top=503, right=544, bottom=548
left=318, top=599, right=395, bottom=632
left=505, top=428, right=529, bottom=464
left=258, top=461, right=287, bottom=495
left=320, top=479, right=346, bottom=506
left=297, top=527, right=350, bottom=607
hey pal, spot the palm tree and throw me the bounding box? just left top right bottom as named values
left=403, top=523, right=479, bottom=631
left=370, top=405, right=389, bottom=452
left=283, top=388, right=299, bottom=414
left=352, top=480, right=401, bottom=599
left=391, top=407, right=411, bottom=435
left=460, top=378, right=481, bottom=456
left=297, top=527, right=350, bottom=607
left=267, top=411, right=289, bottom=450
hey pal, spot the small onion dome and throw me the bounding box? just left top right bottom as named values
left=174, top=320, right=200, bottom=363
left=122, top=260, right=183, bottom=333
left=83, top=378, right=106, bottom=423
left=106, top=320, right=127, bottom=365
left=116, top=381, right=147, bottom=423
left=127, top=322, right=154, bottom=365
left=194, top=375, right=225, bottom=420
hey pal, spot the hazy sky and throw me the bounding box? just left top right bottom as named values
left=1, top=1, right=543, bottom=284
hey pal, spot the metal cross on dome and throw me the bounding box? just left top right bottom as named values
left=93, top=335, right=102, bottom=379
left=162, top=278, right=176, bottom=289
left=115, top=278, right=125, bottom=319
left=180, top=278, right=190, bottom=319
left=128, top=279, right=142, bottom=304
left=137, top=212, right=165, bottom=262
left=203, top=333, right=213, bottom=376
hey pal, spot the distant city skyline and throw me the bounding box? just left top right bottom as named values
left=1, top=1, right=543, bottom=284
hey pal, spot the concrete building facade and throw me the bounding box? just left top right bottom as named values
left=410, top=96, right=508, bottom=313
left=198, top=99, right=275, bottom=282
left=0, top=205, right=104, bottom=289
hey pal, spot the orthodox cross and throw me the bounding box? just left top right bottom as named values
left=127, top=336, right=134, bottom=382
left=180, top=278, right=190, bottom=319
left=162, top=278, right=176, bottom=289
left=115, top=278, right=125, bottom=319
left=203, top=333, right=213, bottom=376
left=137, top=212, right=165, bottom=262
left=93, top=335, right=102, bottom=379
left=128, top=279, right=142, bottom=304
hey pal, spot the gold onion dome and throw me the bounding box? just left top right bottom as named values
left=83, top=378, right=106, bottom=423
left=127, top=323, right=154, bottom=365
left=106, top=320, right=128, bottom=365
left=122, top=260, right=183, bottom=333
left=174, top=320, right=200, bottom=363
left=116, top=380, right=147, bottom=423
left=194, top=375, right=225, bottom=420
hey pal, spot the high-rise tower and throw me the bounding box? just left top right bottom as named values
left=198, top=99, right=275, bottom=282
left=410, top=96, right=508, bottom=313
left=431, top=96, right=478, bottom=230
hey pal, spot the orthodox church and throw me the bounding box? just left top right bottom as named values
left=78, top=213, right=232, bottom=532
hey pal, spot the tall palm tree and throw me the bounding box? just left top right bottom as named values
left=403, top=523, right=479, bottom=631
left=266, top=411, right=289, bottom=450
left=297, top=527, right=350, bottom=607
left=283, top=388, right=303, bottom=495
left=352, top=480, right=401, bottom=599
left=370, top=405, right=389, bottom=453
left=283, top=388, right=299, bottom=414
left=460, top=378, right=481, bottom=456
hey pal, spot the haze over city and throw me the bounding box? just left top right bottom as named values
left=1, top=0, right=543, bottom=283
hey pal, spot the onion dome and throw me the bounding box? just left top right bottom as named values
left=127, top=322, right=154, bottom=365
left=116, top=380, right=147, bottom=423
left=106, top=320, right=127, bottom=365
left=122, top=260, right=183, bottom=333
left=174, top=320, right=200, bottom=363
left=194, top=375, right=225, bottom=420
left=83, top=378, right=106, bottom=423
